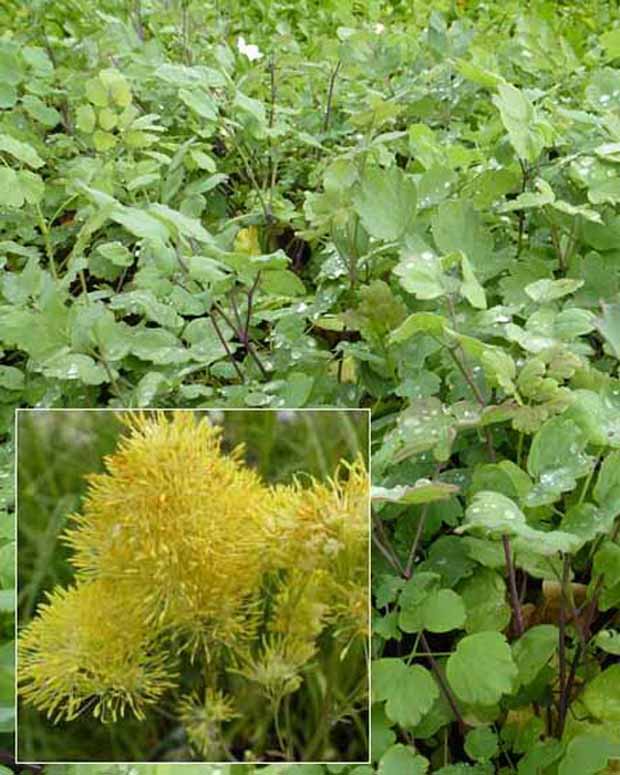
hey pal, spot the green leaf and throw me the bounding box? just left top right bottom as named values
left=594, top=451, right=620, bottom=515
left=389, top=398, right=456, bottom=463
left=379, top=744, right=429, bottom=775
left=0, top=82, right=16, bottom=108
left=353, top=166, right=417, bottom=241
left=399, top=573, right=466, bottom=633
left=0, top=168, right=24, bottom=208
left=464, top=727, right=498, bottom=761
left=372, top=658, right=439, bottom=727
left=564, top=389, right=620, bottom=448
left=492, top=83, right=547, bottom=163
left=581, top=664, right=620, bottom=724
left=394, top=248, right=449, bottom=300
left=512, top=625, right=558, bottom=686
left=594, top=629, right=620, bottom=655
left=371, top=704, right=396, bottom=762
left=18, top=170, right=44, bottom=204
left=111, top=206, right=170, bottom=242
left=458, top=568, right=510, bottom=634
left=459, top=491, right=526, bottom=536
left=561, top=502, right=615, bottom=547
left=149, top=203, right=213, bottom=244
left=419, top=536, right=476, bottom=587
left=446, top=631, right=518, bottom=706
left=458, top=492, right=581, bottom=554
left=431, top=200, right=493, bottom=272
left=179, top=88, right=218, bottom=120
left=100, top=68, right=132, bottom=107
left=526, top=417, right=594, bottom=506
left=39, top=352, right=109, bottom=385
left=524, top=278, right=583, bottom=303
left=260, top=269, right=305, bottom=296
left=470, top=461, right=532, bottom=500
left=558, top=734, right=620, bottom=775
left=76, top=104, right=96, bottom=133
left=0, top=366, right=24, bottom=391
left=0, top=132, right=44, bottom=168
left=85, top=77, right=109, bottom=106
left=596, top=301, right=620, bottom=359
left=389, top=312, right=448, bottom=343
left=233, top=90, right=266, bottom=124
left=601, top=28, right=620, bottom=59
left=372, top=480, right=459, bottom=505
left=593, top=541, right=620, bottom=611
left=22, top=94, right=61, bottom=127
left=588, top=178, right=620, bottom=205
left=129, top=330, right=188, bottom=365
left=461, top=253, right=487, bottom=310
left=96, top=241, right=133, bottom=267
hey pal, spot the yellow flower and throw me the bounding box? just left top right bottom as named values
left=231, top=635, right=316, bottom=701
left=178, top=687, right=239, bottom=758
left=268, top=456, right=369, bottom=582
left=63, top=411, right=274, bottom=650
left=18, top=578, right=176, bottom=723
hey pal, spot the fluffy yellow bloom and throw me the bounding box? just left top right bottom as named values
left=18, top=411, right=370, bottom=735
left=63, top=411, right=275, bottom=650
left=18, top=578, right=176, bottom=723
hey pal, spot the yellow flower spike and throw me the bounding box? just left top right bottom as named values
left=18, top=578, right=176, bottom=723
left=62, top=411, right=274, bottom=648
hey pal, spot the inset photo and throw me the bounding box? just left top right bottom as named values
left=16, top=409, right=370, bottom=764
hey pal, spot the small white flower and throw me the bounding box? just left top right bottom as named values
left=237, top=36, right=263, bottom=62
left=374, top=22, right=385, bottom=34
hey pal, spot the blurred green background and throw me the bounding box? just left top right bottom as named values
left=16, top=409, right=369, bottom=762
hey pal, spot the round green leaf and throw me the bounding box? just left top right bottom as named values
left=447, top=632, right=518, bottom=706
left=458, top=568, right=511, bottom=634
left=373, top=658, right=439, bottom=728
left=581, top=664, right=620, bottom=724
left=464, top=726, right=498, bottom=761
left=379, top=744, right=429, bottom=775
left=512, top=625, right=558, bottom=686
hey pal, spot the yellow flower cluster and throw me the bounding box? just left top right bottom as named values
left=18, top=578, right=175, bottom=723
left=18, top=411, right=369, bottom=736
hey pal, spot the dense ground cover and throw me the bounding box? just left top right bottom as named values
left=2, top=0, right=620, bottom=772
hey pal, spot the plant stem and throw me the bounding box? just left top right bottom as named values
left=404, top=503, right=429, bottom=579
left=323, top=59, right=341, bottom=133
left=419, top=632, right=467, bottom=733
left=372, top=516, right=404, bottom=576
left=557, top=553, right=569, bottom=728
left=557, top=643, right=582, bottom=737
left=503, top=535, right=524, bottom=637
left=35, top=204, right=57, bottom=279
left=216, top=300, right=268, bottom=379
left=211, top=308, right=244, bottom=382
